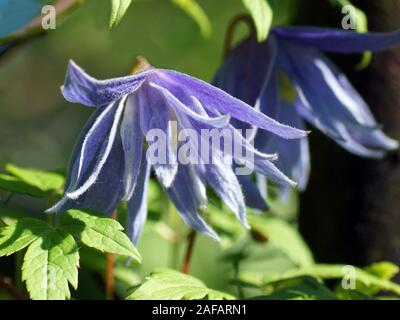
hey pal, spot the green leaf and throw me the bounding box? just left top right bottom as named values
left=242, top=0, right=273, bottom=42
left=280, top=264, right=400, bottom=296
left=0, top=174, right=45, bottom=197
left=60, top=210, right=141, bottom=262
left=268, top=0, right=300, bottom=26
left=5, top=164, right=64, bottom=194
left=171, top=0, right=212, bottom=37
left=0, top=218, right=51, bottom=257
left=365, top=261, right=399, bottom=280
left=336, top=289, right=375, bottom=300
left=127, top=268, right=235, bottom=300
left=250, top=276, right=338, bottom=300
left=22, top=229, right=79, bottom=300
left=249, top=215, right=314, bottom=267
left=109, top=0, right=133, bottom=27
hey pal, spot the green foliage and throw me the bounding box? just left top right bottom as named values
left=60, top=209, right=141, bottom=262
left=0, top=210, right=141, bottom=300
left=282, top=264, right=400, bottom=296
left=0, top=218, right=50, bottom=256
left=127, top=268, right=235, bottom=300
left=171, top=0, right=212, bottom=37
left=249, top=276, right=338, bottom=300
left=249, top=215, right=314, bottom=268
left=240, top=262, right=400, bottom=299
left=268, top=0, right=300, bottom=26
left=109, top=0, right=134, bottom=27
left=1, top=164, right=64, bottom=197
left=242, top=0, right=273, bottom=42
left=22, top=229, right=79, bottom=300
left=0, top=174, right=45, bottom=198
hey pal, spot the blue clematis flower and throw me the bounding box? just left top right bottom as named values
left=47, top=60, right=307, bottom=243
left=214, top=27, right=400, bottom=199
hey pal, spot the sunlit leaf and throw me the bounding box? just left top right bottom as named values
left=249, top=215, right=314, bottom=267
left=279, top=264, right=400, bottom=296
left=171, top=0, right=212, bottom=37
left=22, top=229, right=79, bottom=300
left=0, top=174, right=45, bottom=197
left=249, top=276, right=338, bottom=300
left=365, top=261, right=399, bottom=280
left=0, top=218, right=50, bottom=257
left=5, top=164, right=64, bottom=195
left=60, top=209, right=141, bottom=262
left=109, top=0, right=133, bottom=27
left=242, top=0, right=273, bottom=42
left=127, top=268, right=235, bottom=300
left=268, top=0, right=300, bottom=25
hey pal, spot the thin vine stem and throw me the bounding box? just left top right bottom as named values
left=181, top=230, right=197, bottom=274
left=105, top=211, right=117, bottom=300
left=222, top=14, right=255, bottom=60
left=0, top=275, right=27, bottom=300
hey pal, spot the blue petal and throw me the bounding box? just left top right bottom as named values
left=349, top=129, right=398, bottom=151
left=214, top=35, right=279, bottom=141
left=62, top=60, right=150, bottom=107
left=66, top=96, right=127, bottom=200
left=273, top=27, right=400, bottom=53
left=127, top=154, right=151, bottom=245
left=158, top=69, right=308, bottom=139
left=120, top=94, right=145, bottom=200
left=138, top=88, right=178, bottom=188
left=278, top=42, right=377, bottom=131
left=200, top=156, right=249, bottom=229
left=237, top=175, right=268, bottom=211
left=259, top=102, right=311, bottom=192
left=213, top=37, right=275, bottom=108
left=294, top=100, right=386, bottom=158
left=166, top=165, right=219, bottom=241
left=47, top=127, right=126, bottom=216
left=62, top=104, right=114, bottom=191
left=228, top=125, right=296, bottom=187
left=149, top=82, right=231, bottom=128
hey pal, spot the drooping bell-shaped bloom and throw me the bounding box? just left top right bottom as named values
left=47, top=60, right=308, bottom=243
left=214, top=27, right=400, bottom=199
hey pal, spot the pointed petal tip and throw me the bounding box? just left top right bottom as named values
left=281, top=127, right=310, bottom=140
left=157, top=165, right=178, bottom=189
left=241, top=218, right=250, bottom=230
left=208, top=231, right=221, bottom=242
left=384, top=138, right=399, bottom=151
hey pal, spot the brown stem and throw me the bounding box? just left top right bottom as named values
left=222, top=14, right=255, bottom=60
left=105, top=211, right=117, bottom=300
left=181, top=230, right=196, bottom=274
left=130, top=56, right=151, bottom=74
left=0, top=275, right=27, bottom=300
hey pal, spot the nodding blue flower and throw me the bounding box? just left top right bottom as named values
left=47, top=60, right=308, bottom=243
left=214, top=27, right=400, bottom=199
